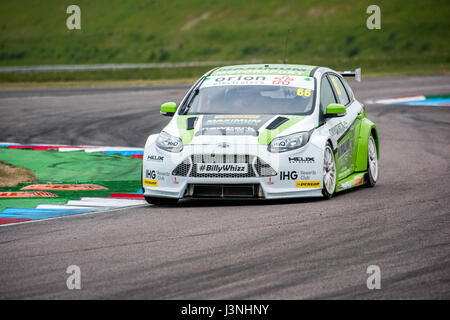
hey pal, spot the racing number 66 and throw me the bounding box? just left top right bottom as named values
left=297, top=88, right=311, bottom=97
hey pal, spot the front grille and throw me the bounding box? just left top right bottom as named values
left=172, top=158, right=191, bottom=177
left=188, top=184, right=261, bottom=198
left=172, top=154, right=276, bottom=178
left=255, top=157, right=277, bottom=177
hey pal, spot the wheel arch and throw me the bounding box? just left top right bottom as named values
left=310, top=132, right=336, bottom=196
left=370, top=126, right=380, bottom=159
left=354, top=118, right=379, bottom=172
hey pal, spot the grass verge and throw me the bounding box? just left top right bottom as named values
left=1, top=61, right=449, bottom=90
left=1, top=0, right=449, bottom=85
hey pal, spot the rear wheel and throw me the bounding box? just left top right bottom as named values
left=144, top=196, right=178, bottom=205
left=367, top=135, right=378, bottom=187
left=322, top=143, right=336, bottom=199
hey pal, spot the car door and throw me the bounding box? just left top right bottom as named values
left=320, top=73, right=360, bottom=180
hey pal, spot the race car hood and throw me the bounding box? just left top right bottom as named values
left=164, top=114, right=316, bottom=146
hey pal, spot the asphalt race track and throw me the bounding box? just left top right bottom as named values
left=0, top=76, right=449, bottom=299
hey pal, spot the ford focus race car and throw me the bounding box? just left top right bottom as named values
left=143, top=64, right=379, bottom=205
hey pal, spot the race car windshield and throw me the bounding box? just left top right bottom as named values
left=183, top=76, right=315, bottom=115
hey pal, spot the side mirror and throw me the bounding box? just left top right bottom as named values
left=160, top=102, right=177, bottom=116
left=325, top=103, right=346, bottom=118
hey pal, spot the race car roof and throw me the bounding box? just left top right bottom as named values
left=210, top=64, right=318, bottom=77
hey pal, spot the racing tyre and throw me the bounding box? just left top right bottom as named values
left=322, top=143, right=336, bottom=199
left=367, top=135, right=378, bottom=187
left=144, top=196, right=178, bottom=205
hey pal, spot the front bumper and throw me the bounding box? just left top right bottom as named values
left=143, top=141, right=324, bottom=199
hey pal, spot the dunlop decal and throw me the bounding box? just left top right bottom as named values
left=295, top=181, right=321, bottom=188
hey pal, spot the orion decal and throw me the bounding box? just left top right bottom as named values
left=202, top=75, right=314, bottom=89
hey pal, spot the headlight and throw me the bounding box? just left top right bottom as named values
left=156, top=131, right=183, bottom=153
left=268, top=131, right=311, bottom=153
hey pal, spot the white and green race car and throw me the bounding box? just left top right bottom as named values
left=143, top=64, right=379, bottom=204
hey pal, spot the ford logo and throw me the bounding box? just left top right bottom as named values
left=217, top=142, right=230, bottom=148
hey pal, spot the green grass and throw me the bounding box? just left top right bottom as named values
left=0, top=66, right=213, bottom=82
left=0, top=0, right=449, bottom=82
left=0, top=148, right=142, bottom=212
left=0, top=148, right=142, bottom=183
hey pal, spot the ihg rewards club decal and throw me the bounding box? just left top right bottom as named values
left=280, top=156, right=321, bottom=188
left=144, top=169, right=170, bottom=187
left=279, top=170, right=321, bottom=188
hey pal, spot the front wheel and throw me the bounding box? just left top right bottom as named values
left=144, top=196, right=179, bottom=205
left=367, top=135, right=378, bottom=187
left=322, top=143, right=336, bottom=199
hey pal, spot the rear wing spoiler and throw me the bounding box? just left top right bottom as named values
left=339, top=68, right=361, bottom=82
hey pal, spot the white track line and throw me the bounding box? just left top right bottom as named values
left=365, top=95, right=425, bottom=105
left=83, top=147, right=144, bottom=153
left=36, top=204, right=104, bottom=211
left=67, top=200, right=146, bottom=207
left=0, top=204, right=149, bottom=227
left=79, top=197, right=146, bottom=205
